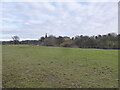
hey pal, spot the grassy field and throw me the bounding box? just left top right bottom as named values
left=2, top=45, right=118, bottom=88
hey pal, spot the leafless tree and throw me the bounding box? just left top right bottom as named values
left=12, top=36, right=20, bottom=44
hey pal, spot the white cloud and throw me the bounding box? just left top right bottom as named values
left=1, top=0, right=119, bottom=2
left=0, top=1, right=118, bottom=41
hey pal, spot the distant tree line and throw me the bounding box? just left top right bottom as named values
left=2, top=33, right=120, bottom=49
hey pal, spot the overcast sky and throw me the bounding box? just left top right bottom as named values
left=0, top=1, right=118, bottom=41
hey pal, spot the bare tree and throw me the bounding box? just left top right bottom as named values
left=12, top=36, right=20, bottom=44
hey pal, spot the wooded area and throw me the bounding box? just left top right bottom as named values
left=2, top=33, right=120, bottom=49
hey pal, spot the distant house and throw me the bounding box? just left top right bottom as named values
left=63, top=37, right=70, bottom=41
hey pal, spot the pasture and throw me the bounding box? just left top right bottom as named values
left=2, top=45, right=118, bottom=88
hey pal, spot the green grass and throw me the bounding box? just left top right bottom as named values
left=2, top=45, right=118, bottom=88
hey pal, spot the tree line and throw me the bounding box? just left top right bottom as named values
left=2, top=33, right=120, bottom=49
